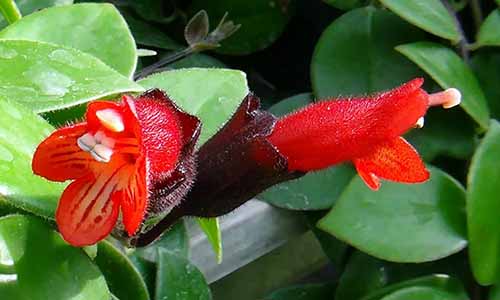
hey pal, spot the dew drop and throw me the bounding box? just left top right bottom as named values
left=23, top=65, right=74, bottom=97
left=48, top=49, right=86, bottom=69
left=0, top=45, right=17, bottom=59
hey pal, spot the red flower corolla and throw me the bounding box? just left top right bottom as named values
left=268, top=78, right=461, bottom=190
left=32, top=90, right=200, bottom=246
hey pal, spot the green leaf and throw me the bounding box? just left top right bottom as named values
left=396, top=41, right=490, bottom=130
left=336, top=252, right=388, bottom=300
left=405, top=109, right=475, bottom=161
left=0, top=215, right=110, bottom=300
left=476, top=9, right=500, bottom=48
left=156, top=249, right=212, bottom=300
left=361, top=275, right=467, bottom=300
left=318, top=167, right=467, bottom=263
left=0, top=39, right=143, bottom=113
left=467, top=120, right=500, bottom=285
left=169, top=53, right=226, bottom=69
left=138, top=68, right=249, bottom=145
left=123, top=12, right=181, bottom=50
left=490, top=284, right=500, bottom=300
left=188, top=0, right=293, bottom=55
left=198, top=218, right=222, bottom=263
left=263, top=283, right=336, bottom=300
left=0, top=0, right=72, bottom=29
left=380, top=0, right=460, bottom=42
left=260, top=164, right=355, bottom=210
left=268, top=93, right=312, bottom=117
left=128, top=255, right=156, bottom=298
left=135, top=220, right=189, bottom=261
left=95, top=241, right=150, bottom=300
left=0, top=3, right=137, bottom=77
left=311, top=7, right=424, bottom=98
left=380, top=285, right=467, bottom=300
left=471, top=52, right=500, bottom=119
left=0, top=100, right=63, bottom=218
left=322, top=0, right=368, bottom=10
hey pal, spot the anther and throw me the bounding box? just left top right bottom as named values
left=77, top=133, right=96, bottom=152
left=429, top=88, right=461, bottom=109
left=415, top=117, right=425, bottom=128
left=96, top=109, right=125, bottom=132
left=91, top=144, right=113, bottom=163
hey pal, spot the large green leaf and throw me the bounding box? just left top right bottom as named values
left=138, top=68, right=249, bottom=145
left=0, top=0, right=72, bottom=29
left=135, top=220, right=189, bottom=262
left=0, top=3, right=137, bottom=77
left=311, top=7, right=424, bottom=98
left=380, top=286, right=467, bottom=300
left=476, top=9, right=500, bottom=48
left=156, top=249, right=212, bottom=300
left=95, top=241, right=149, bottom=300
left=123, top=12, right=181, bottom=50
left=188, top=0, right=293, bottom=55
left=128, top=255, right=156, bottom=298
left=360, top=275, right=467, bottom=300
left=471, top=52, right=500, bottom=119
left=0, top=100, right=63, bottom=218
left=0, top=215, right=110, bottom=300
left=396, top=42, right=490, bottom=130
left=491, top=285, right=500, bottom=300
left=318, top=167, right=467, bottom=263
left=0, top=39, right=142, bottom=113
left=263, top=283, right=336, bottom=300
left=322, top=0, right=368, bottom=10
left=335, top=252, right=388, bottom=300
left=467, top=120, right=500, bottom=285
left=380, top=0, right=460, bottom=42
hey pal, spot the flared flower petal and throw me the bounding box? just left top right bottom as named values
left=33, top=123, right=93, bottom=182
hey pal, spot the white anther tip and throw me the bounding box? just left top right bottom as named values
left=96, top=109, right=125, bottom=132
left=77, top=133, right=96, bottom=152
left=91, top=144, right=113, bottom=163
left=442, top=88, right=461, bottom=109
left=415, top=117, right=425, bottom=128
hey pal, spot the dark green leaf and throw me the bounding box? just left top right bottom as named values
left=490, top=284, right=500, bottom=300
left=138, top=68, right=249, bottom=145
left=135, top=220, right=189, bottom=261
left=128, top=255, right=156, bottom=298
left=380, top=285, right=467, bottom=300
left=467, top=120, right=500, bottom=285
left=0, top=100, right=63, bottom=218
left=311, top=7, right=424, bottom=98
left=0, top=3, right=137, bottom=77
left=336, top=252, right=388, bottom=300
left=318, top=167, right=467, bottom=263
left=268, top=93, right=313, bottom=117
left=124, top=12, right=182, bottom=50
left=0, top=215, right=110, bottom=300
left=405, top=109, right=475, bottom=161
left=380, top=0, right=460, bottom=42
left=0, top=40, right=142, bottom=113
left=168, top=53, right=226, bottom=69
left=360, top=275, right=467, bottom=300
left=0, top=0, right=72, bottom=29
left=476, top=9, right=500, bottom=48
left=188, top=0, right=293, bottom=55
left=396, top=41, right=490, bottom=129
left=322, top=0, right=368, bottom=10
left=198, top=218, right=222, bottom=263
left=156, top=249, right=212, bottom=300
left=471, top=51, right=500, bottom=119
left=263, top=283, right=336, bottom=300
left=95, top=241, right=150, bottom=300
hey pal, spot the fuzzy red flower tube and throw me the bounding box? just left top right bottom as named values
left=32, top=90, right=200, bottom=246
left=267, top=78, right=461, bottom=190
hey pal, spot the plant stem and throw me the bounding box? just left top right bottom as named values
left=470, top=0, right=483, bottom=32
left=0, top=0, right=21, bottom=24
left=134, top=47, right=195, bottom=80
left=441, top=0, right=470, bottom=63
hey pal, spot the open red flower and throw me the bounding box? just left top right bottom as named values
left=32, top=90, right=200, bottom=246
left=268, top=78, right=461, bottom=190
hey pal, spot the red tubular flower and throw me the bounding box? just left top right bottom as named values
left=32, top=90, right=200, bottom=246
left=268, top=78, right=461, bottom=190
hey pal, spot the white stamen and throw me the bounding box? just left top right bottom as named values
left=91, top=144, right=113, bottom=163
left=415, top=117, right=425, bottom=128
left=77, top=133, right=96, bottom=152
left=442, top=88, right=461, bottom=109
left=94, top=130, right=115, bottom=148
left=96, top=109, right=125, bottom=132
